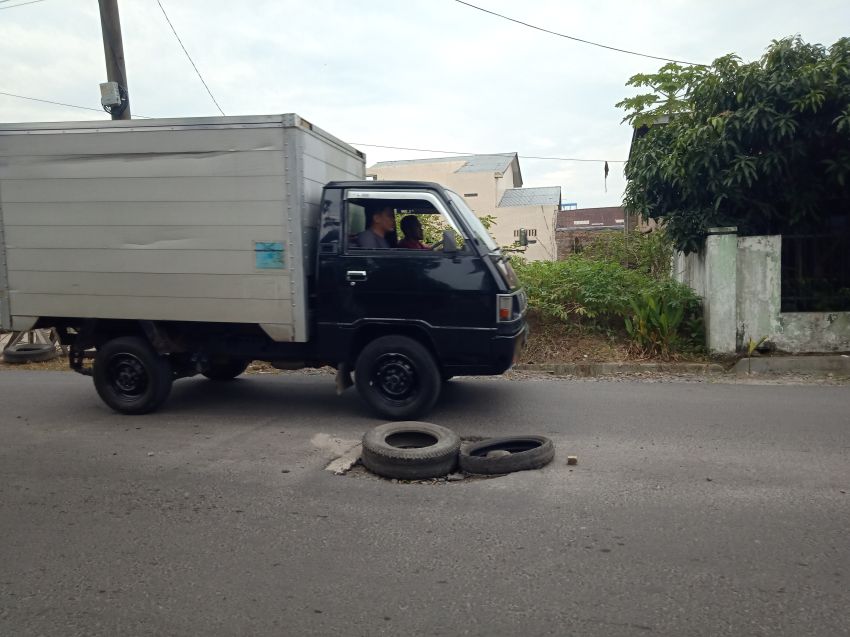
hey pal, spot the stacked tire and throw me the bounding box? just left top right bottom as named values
left=361, top=422, right=460, bottom=480
left=3, top=343, right=59, bottom=364
left=360, top=422, right=555, bottom=480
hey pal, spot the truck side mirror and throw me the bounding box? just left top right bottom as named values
left=442, top=229, right=458, bottom=254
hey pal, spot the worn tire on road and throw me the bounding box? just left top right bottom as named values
left=460, top=435, right=555, bottom=475
left=361, top=421, right=461, bottom=480
left=2, top=343, right=59, bottom=364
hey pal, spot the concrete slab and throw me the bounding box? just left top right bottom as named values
left=734, top=354, right=850, bottom=376
left=516, top=362, right=725, bottom=377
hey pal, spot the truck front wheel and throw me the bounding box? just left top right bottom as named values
left=354, top=335, right=441, bottom=420
left=93, top=336, right=173, bottom=415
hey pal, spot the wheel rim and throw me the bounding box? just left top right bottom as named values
left=371, top=353, right=418, bottom=403
left=107, top=353, right=149, bottom=400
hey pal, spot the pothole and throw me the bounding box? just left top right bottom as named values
left=326, top=437, right=514, bottom=484
left=344, top=462, right=504, bottom=484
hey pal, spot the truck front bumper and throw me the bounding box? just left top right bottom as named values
left=490, top=321, right=528, bottom=374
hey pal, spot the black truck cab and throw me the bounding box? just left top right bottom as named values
left=312, top=181, right=527, bottom=418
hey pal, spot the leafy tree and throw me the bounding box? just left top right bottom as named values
left=616, top=62, right=708, bottom=128
left=620, top=36, right=850, bottom=253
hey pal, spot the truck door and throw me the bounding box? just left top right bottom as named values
left=315, top=188, right=497, bottom=367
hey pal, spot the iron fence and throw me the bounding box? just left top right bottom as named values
left=781, top=231, right=850, bottom=312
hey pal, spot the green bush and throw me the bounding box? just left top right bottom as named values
left=579, top=229, right=673, bottom=279
left=514, top=258, right=644, bottom=324
left=514, top=256, right=703, bottom=357
left=625, top=293, right=685, bottom=357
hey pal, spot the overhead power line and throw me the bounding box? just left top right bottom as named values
left=0, top=91, right=625, bottom=164
left=452, top=0, right=707, bottom=67
left=0, top=0, right=49, bottom=9
left=350, top=142, right=626, bottom=163
left=0, top=90, right=153, bottom=118
left=155, top=0, right=225, bottom=116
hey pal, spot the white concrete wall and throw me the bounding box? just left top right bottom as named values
left=675, top=231, right=850, bottom=353
left=736, top=236, right=781, bottom=349
left=774, top=313, right=850, bottom=352
left=673, top=250, right=706, bottom=300
left=703, top=230, right=738, bottom=353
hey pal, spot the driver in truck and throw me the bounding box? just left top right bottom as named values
left=355, top=204, right=395, bottom=249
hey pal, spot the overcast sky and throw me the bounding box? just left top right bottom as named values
left=2, top=0, right=848, bottom=208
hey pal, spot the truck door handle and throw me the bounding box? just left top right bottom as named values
left=346, top=270, right=367, bottom=282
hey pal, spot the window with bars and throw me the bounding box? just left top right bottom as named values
left=781, top=224, right=850, bottom=312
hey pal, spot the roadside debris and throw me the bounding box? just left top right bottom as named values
left=361, top=422, right=460, bottom=480
left=324, top=444, right=362, bottom=475
left=459, top=436, right=555, bottom=475
left=354, top=423, right=559, bottom=481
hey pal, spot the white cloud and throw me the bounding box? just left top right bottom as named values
left=1, top=0, right=848, bottom=207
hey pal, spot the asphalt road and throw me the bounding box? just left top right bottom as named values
left=0, top=370, right=848, bottom=637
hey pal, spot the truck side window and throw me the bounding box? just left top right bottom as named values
left=347, top=201, right=398, bottom=250
left=347, top=203, right=366, bottom=246
left=345, top=194, right=466, bottom=254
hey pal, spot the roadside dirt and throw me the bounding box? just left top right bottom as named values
left=4, top=352, right=847, bottom=386
left=517, top=314, right=710, bottom=365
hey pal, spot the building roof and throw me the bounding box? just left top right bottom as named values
left=371, top=153, right=510, bottom=171
left=369, top=153, right=523, bottom=186
left=557, top=206, right=626, bottom=230
left=498, top=186, right=562, bottom=208
left=455, top=155, right=514, bottom=173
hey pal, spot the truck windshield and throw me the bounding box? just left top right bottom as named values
left=446, top=190, right=499, bottom=253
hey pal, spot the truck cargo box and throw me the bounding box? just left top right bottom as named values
left=0, top=114, right=365, bottom=342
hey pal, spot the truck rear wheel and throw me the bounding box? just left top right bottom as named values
left=93, top=337, right=173, bottom=415
left=354, top=335, right=441, bottom=420
left=202, top=358, right=249, bottom=381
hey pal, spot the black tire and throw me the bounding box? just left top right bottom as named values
left=3, top=343, right=59, bottom=364
left=459, top=436, right=555, bottom=475
left=361, top=421, right=461, bottom=480
left=202, top=358, right=249, bottom=381
left=354, top=335, right=441, bottom=420
left=93, top=336, right=173, bottom=415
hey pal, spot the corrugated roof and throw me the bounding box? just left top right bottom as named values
left=557, top=206, right=626, bottom=230
left=370, top=153, right=515, bottom=174
left=498, top=186, right=561, bottom=208
left=455, top=155, right=515, bottom=173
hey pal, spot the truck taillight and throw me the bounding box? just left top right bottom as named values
left=497, top=295, right=513, bottom=322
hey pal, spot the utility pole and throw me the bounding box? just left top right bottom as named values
left=98, top=0, right=130, bottom=120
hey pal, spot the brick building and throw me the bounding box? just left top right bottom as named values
left=555, top=206, right=627, bottom=259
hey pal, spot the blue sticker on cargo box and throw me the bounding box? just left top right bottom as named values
left=254, top=241, right=285, bottom=269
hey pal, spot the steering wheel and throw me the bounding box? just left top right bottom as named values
left=430, top=240, right=444, bottom=251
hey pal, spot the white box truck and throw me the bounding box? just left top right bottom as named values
left=0, top=114, right=527, bottom=418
